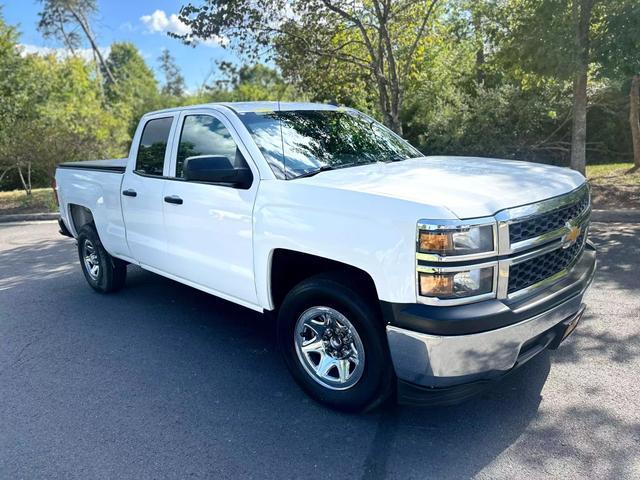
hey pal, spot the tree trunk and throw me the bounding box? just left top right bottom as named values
left=0, top=166, right=15, bottom=185
left=389, top=92, right=403, bottom=135
left=569, top=0, right=593, bottom=176
left=629, top=75, right=640, bottom=172
left=69, top=9, right=117, bottom=85
left=571, top=68, right=588, bottom=175
left=17, top=164, right=30, bottom=195
left=27, top=161, right=32, bottom=195
left=473, top=9, right=485, bottom=85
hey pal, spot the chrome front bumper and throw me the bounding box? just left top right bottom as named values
left=386, top=247, right=596, bottom=388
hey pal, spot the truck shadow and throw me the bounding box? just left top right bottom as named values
left=116, top=266, right=552, bottom=479
left=119, top=258, right=639, bottom=479
left=360, top=355, right=550, bottom=479
left=551, top=223, right=640, bottom=367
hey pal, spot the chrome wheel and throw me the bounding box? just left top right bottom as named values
left=294, top=306, right=365, bottom=390
left=82, top=239, right=100, bottom=280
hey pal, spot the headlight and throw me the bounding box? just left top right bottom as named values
left=419, top=267, right=494, bottom=299
left=418, top=225, right=494, bottom=256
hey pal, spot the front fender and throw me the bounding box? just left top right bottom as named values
left=253, top=180, right=456, bottom=310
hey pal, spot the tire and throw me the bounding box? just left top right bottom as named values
left=76, top=224, right=127, bottom=293
left=277, top=273, right=394, bottom=412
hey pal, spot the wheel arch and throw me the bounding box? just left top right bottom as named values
left=268, top=249, right=380, bottom=313
left=68, top=204, right=95, bottom=235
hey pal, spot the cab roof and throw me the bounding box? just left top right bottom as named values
left=147, top=101, right=342, bottom=116
left=221, top=101, right=340, bottom=113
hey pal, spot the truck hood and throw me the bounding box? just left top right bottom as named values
left=296, top=156, right=586, bottom=219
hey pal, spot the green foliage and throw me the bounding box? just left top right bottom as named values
left=175, top=0, right=443, bottom=133
left=103, top=42, right=160, bottom=134
left=158, top=49, right=186, bottom=97
left=0, top=16, right=29, bottom=128
left=27, top=55, right=126, bottom=173
left=592, top=0, right=640, bottom=81
left=204, top=63, right=298, bottom=102
left=0, top=14, right=136, bottom=190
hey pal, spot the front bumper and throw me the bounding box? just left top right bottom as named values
left=384, top=243, right=596, bottom=390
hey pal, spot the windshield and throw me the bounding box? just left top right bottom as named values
left=237, top=109, right=422, bottom=179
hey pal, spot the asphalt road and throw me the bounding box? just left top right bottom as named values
left=1, top=221, right=639, bottom=479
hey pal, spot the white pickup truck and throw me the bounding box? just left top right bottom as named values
left=55, top=102, right=596, bottom=411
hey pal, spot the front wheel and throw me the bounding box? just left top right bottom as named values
left=277, top=273, right=394, bottom=412
left=77, top=224, right=127, bottom=293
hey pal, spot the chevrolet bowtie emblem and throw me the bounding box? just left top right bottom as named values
left=562, top=221, right=581, bottom=249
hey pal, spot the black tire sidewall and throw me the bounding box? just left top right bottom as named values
left=277, top=275, right=393, bottom=412
left=77, top=225, right=114, bottom=292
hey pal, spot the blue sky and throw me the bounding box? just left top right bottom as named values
left=2, top=0, right=243, bottom=91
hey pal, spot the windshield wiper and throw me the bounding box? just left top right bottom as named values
left=293, top=163, right=355, bottom=179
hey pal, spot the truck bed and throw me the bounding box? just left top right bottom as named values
left=57, top=158, right=127, bottom=173
left=56, top=158, right=129, bottom=259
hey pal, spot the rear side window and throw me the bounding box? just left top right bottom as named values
left=135, top=117, right=173, bottom=176
left=176, top=115, right=242, bottom=178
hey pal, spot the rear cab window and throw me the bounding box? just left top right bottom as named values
left=135, top=117, right=174, bottom=176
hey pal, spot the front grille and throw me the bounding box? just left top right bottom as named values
left=509, top=191, right=589, bottom=244
left=507, top=233, right=586, bottom=294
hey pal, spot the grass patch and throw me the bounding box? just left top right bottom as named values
left=0, top=188, right=58, bottom=216
left=587, top=163, right=640, bottom=186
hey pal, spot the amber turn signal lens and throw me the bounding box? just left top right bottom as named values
left=418, top=268, right=494, bottom=299
left=419, top=232, right=452, bottom=253
left=419, top=273, right=454, bottom=296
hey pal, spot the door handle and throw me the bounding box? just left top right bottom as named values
left=122, top=189, right=137, bottom=197
left=164, top=195, right=183, bottom=205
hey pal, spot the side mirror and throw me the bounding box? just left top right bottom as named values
left=183, top=155, right=252, bottom=189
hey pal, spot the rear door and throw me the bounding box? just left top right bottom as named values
left=161, top=108, right=260, bottom=308
left=121, top=113, right=177, bottom=269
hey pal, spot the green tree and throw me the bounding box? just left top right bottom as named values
left=158, top=49, right=186, bottom=97
left=206, top=63, right=294, bottom=102
left=0, top=13, right=39, bottom=192
left=174, top=0, right=441, bottom=134
left=103, top=42, right=160, bottom=134
left=1, top=10, right=132, bottom=192
left=492, top=0, right=605, bottom=174
left=591, top=0, right=640, bottom=171
left=28, top=55, right=126, bottom=179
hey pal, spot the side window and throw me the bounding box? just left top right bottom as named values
left=135, top=117, right=173, bottom=176
left=176, top=115, right=245, bottom=178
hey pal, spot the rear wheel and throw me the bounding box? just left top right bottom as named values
left=77, top=224, right=127, bottom=293
left=277, top=273, right=394, bottom=412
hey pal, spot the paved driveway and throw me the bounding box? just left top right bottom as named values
left=0, top=221, right=639, bottom=479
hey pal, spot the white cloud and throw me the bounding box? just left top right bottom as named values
left=140, top=9, right=228, bottom=48
left=18, top=44, right=110, bottom=62
left=119, top=21, right=137, bottom=33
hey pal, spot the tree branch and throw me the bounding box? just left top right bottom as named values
left=68, top=8, right=116, bottom=84
left=319, top=0, right=378, bottom=64
left=401, top=0, right=439, bottom=81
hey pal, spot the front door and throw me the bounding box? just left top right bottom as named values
left=161, top=109, right=260, bottom=308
